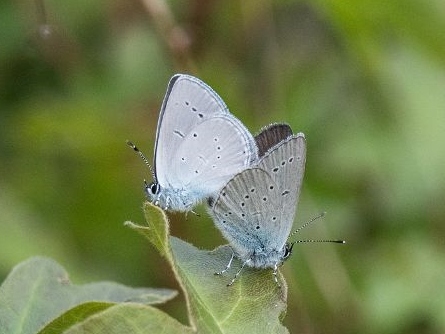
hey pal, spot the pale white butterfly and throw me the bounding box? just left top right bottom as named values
left=209, top=129, right=344, bottom=286
left=129, top=74, right=258, bottom=212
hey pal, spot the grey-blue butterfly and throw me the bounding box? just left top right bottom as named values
left=210, top=126, right=344, bottom=286
left=209, top=126, right=302, bottom=286
left=129, top=74, right=258, bottom=212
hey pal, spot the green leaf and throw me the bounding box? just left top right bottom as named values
left=1, top=201, right=289, bottom=334
left=127, top=202, right=289, bottom=333
left=0, top=256, right=177, bottom=334
left=63, top=303, right=193, bottom=334
left=124, top=201, right=170, bottom=259
left=38, top=302, right=113, bottom=334
left=171, top=239, right=289, bottom=334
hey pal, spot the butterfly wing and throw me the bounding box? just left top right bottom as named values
left=211, top=134, right=306, bottom=259
left=154, top=74, right=257, bottom=192
left=170, top=115, right=258, bottom=195
left=254, top=123, right=293, bottom=158
left=211, top=168, right=284, bottom=258
left=256, top=133, right=306, bottom=235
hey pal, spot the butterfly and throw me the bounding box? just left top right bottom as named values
left=209, top=130, right=305, bottom=285
left=210, top=128, right=345, bottom=286
left=129, top=74, right=258, bottom=212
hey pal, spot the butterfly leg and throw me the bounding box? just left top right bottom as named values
left=150, top=188, right=159, bottom=206
left=164, top=196, right=170, bottom=211
left=215, top=250, right=235, bottom=276
left=273, top=262, right=281, bottom=288
left=190, top=209, right=200, bottom=217
left=227, top=259, right=251, bottom=287
left=184, top=210, right=200, bottom=221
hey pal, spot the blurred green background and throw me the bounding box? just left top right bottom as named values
left=1, top=1, right=445, bottom=333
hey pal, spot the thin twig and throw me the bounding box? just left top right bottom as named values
left=140, top=0, right=196, bottom=71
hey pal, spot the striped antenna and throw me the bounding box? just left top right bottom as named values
left=288, top=212, right=345, bottom=244
left=126, top=140, right=156, bottom=182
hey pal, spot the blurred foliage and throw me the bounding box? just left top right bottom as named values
left=1, top=0, right=444, bottom=333
left=0, top=256, right=178, bottom=334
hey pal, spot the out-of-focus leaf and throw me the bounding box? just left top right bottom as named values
left=63, top=303, right=193, bottom=334
left=0, top=257, right=177, bottom=334
left=38, top=302, right=113, bottom=334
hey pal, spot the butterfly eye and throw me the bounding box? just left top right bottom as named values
left=148, top=183, right=160, bottom=195
left=282, top=243, right=294, bottom=260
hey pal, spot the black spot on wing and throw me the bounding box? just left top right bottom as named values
left=174, top=130, right=185, bottom=138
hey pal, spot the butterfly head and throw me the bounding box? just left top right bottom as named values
left=146, top=181, right=160, bottom=196
left=282, top=242, right=295, bottom=262
left=144, top=180, right=161, bottom=203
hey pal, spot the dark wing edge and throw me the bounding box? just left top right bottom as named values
left=254, top=123, right=293, bottom=158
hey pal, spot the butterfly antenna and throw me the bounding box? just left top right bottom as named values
left=288, top=212, right=326, bottom=239
left=292, top=239, right=345, bottom=245
left=126, top=140, right=156, bottom=182
left=288, top=212, right=345, bottom=244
